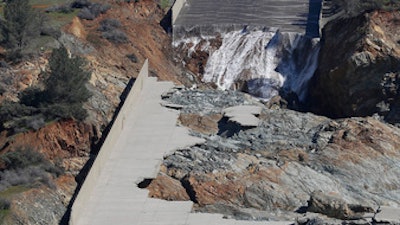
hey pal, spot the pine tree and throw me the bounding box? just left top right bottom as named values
left=43, top=46, right=92, bottom=120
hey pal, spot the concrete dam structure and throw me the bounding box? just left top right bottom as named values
left=173, top=0, right=323, bottom=40
left=69, top=61, right=291, bottom=225
left=69, top=1, right=400, bottom=224
left=70, top=1, right=328, bottom=224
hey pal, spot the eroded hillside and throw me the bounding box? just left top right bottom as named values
left=0, top=0, right=184, bottom=223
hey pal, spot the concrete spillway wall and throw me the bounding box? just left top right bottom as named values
left=172, top=0, right=185, bottom=24
left=171, top=0, right=323, bottom=40
left=69, top=60, right=149, bottom=225
left=319, top=0, right=344, bottom=34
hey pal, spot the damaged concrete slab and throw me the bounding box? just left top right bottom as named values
left=223, top=105, right=262, bottom=127
left=72, top=67, right=291, bottom=224
left=375, top=206, right=400, bottom=223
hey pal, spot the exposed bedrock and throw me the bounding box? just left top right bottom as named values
left=308, top=10, right=400, bottom=122
left=149, top=88, right=400, bottom=222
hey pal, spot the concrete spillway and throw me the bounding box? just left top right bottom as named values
left=173, top=0, right=322, bottom=39
left=70, top=61, right=293, bottom=225
left=69, top=1, right=400, bottom=224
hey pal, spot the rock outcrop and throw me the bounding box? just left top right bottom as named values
left=3, top=176, right=76, bottom=225
left=309, top=10, right=400, bottom=122
left=307, top=191, right=373, bottom=220
left=148, top=88, right=400, bottom=223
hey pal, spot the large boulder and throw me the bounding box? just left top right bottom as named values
left=307, top=191, right=373, bottom=220
left=308, top=10, right=400, bottom=121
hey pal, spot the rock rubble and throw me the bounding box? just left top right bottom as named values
left=149, top=88, right=400, bottom=224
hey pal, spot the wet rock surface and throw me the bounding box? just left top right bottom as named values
left=149, top=88, right=400, bottom=223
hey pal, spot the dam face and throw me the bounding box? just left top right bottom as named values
left=173, top=0, right=322, bottom=39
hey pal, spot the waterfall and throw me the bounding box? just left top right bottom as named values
left=201, top=30, right=320, bottom=101
left=277, top=33, right=320, bottom=101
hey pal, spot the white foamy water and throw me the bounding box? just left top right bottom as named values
left=278, top=33, right=320, bottom=100
left=203, top=30, right=284, bottom=91
left=201, top=30, right=320, bottom=101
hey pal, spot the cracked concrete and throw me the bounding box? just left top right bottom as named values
left=71, top=63, right=292, bottom=225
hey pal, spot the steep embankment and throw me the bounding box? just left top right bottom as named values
left=0, top=0, right=182, bottom=224
left=309, top=9, right=400, bottom=122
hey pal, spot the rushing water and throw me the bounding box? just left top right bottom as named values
left=200, top=30, right=320, bottom=101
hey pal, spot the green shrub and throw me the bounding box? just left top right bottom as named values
left=43, top=103, right=88, bottom=121
left=0, top=101, right=38, bottom=123
left=101, top=29, right=129, bottom=44
left=1, top=147, right=46, bottom=170
left=0, top=101, right=46, bottom=132
left=77, top=7, right=96, bottom=20
left=44, top=45, right=92, bottom=107
left=0, top=198, right=10, bottom=211
left=0, top=147, right=63, bottom=191
left=71, top=0, right=91, bottom=9
left=126, top=53, right=138, bottom=63
left=19, top=87, right=45, bottom=107
left=1, top=0, right=42, bottom=61
left=98, top=18, right=128, bottom=44
left=0, top=85, right=5, bottom=96
left=77, top=2, right=110, bottom=20
left=45, top=4, right=74, bottom=14
left=21, top=45, right=92, bottom=121
left=0, top=45, right=92, bottom=133
left=0, top=197, right=10, bottom=223
left=98, top=18, right=121, bottom=32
